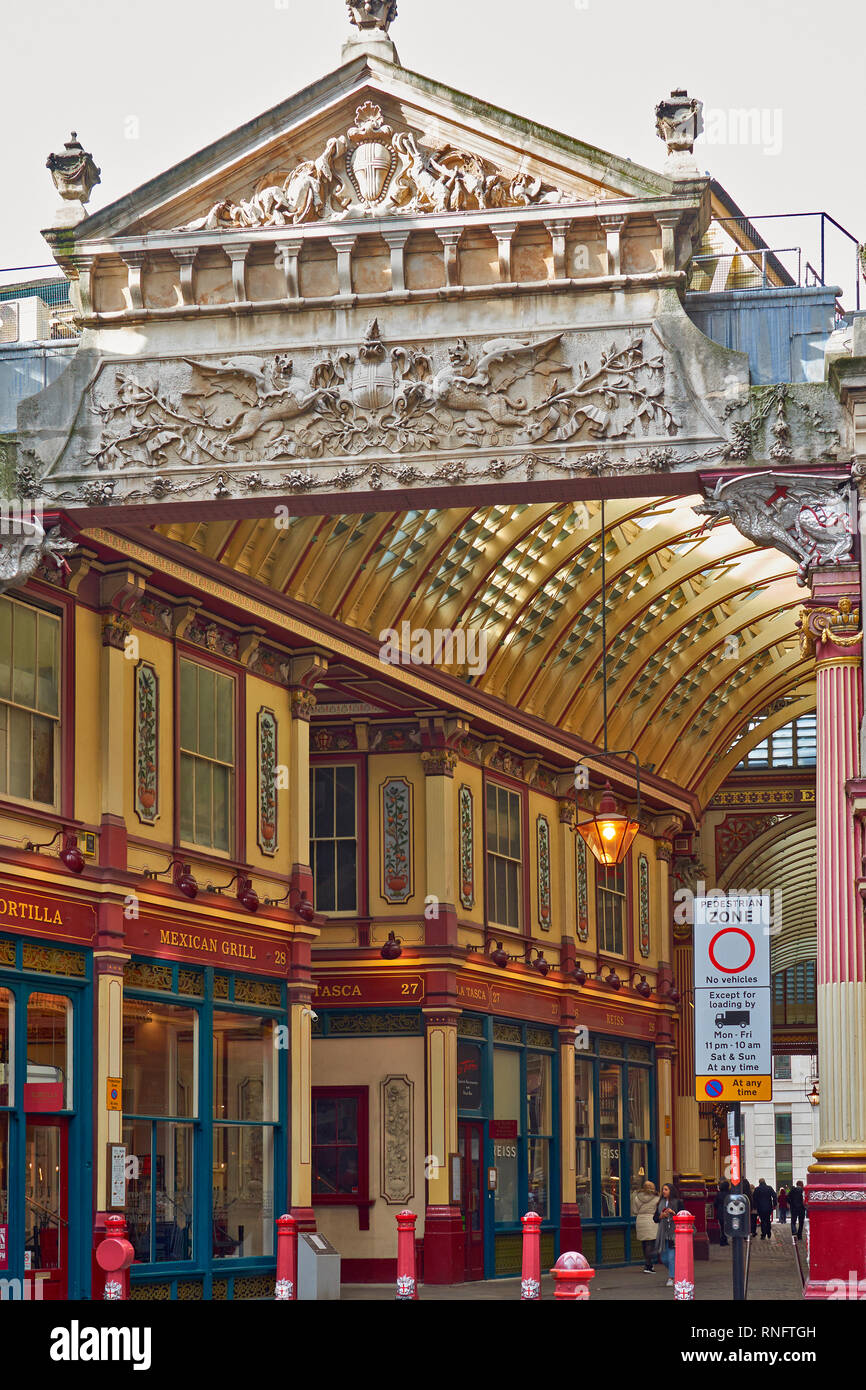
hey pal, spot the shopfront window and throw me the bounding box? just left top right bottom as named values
left=310, top=765, right=358, bottom=913
left=0, top=988, right=12, bottom=1107
left=575, top=1057, right=594, bottom=1218
left=0, top=596, right=60, bottom=808
left=493, top=1048, right=521, bottom=1223
left=123, top=1002, right=197, bottom=1264
left=179, top=659, right=235, bottom=853
left=27, top=993, right=71, bottom=1110
left=212, top=1012, right=277, bottom=1259
left=526, top=1052, right=552, bottom=1220
left=575, top=1041, right=656, bottom=1254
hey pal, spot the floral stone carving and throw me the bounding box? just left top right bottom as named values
left=382, top=777, right=413, bottom=903
left=459, top=785, right=474, bottom=910
left=257, top=709, right=278, bottom=855
left=381, top=1074, right=413, bottom=1205
left=638, top=853, right=650, bottom=958
left=185, top=103, right=570, bottom=230
left=537, top=815, right=552, bottom=931
left=81, top=324, right=678, bottom=476
left=134, top=662, right=159, bottom=824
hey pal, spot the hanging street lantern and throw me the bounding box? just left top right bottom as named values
left=575, top=782, right=641, bottom=868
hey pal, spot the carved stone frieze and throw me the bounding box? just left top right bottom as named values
left=380, top=1073, right=414, bottom=1206
left=694, top=473, right=854, bottom=585
left=184, top=103, right=571, bottom=230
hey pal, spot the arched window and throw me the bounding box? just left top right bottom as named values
left=737, top=714, right=816, bottom=770
left=772, top=962, right=816, bottom=1026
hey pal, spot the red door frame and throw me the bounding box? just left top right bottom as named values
left=24, top=1116, right=68, bottom=1302
left=458, top=1120, right=485, bottom=1281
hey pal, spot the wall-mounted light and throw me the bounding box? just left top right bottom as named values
left=488, top=941, right=510, bottom=969
left=262, top=884, right=316, bottom=922
left=206, top=872, right=259, bottom=913
left=630, top=972, right=653, bottom=999
left=573, top=962, right=588, bottom=987
left=381, top=931, right=403, bottom=961
left=530, top=950, right=550, bottom=978
left=139, top=855, right=199, bottom=899
left=656, top=979, right=681, bottom=1006
left=25, top=830, right=85, bottom=875
left=805, top=1074, right=820, bottom=1107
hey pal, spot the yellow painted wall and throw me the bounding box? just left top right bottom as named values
left=74, top=607, right=102, bottom=829
left=311, top=1035, right=427, bottom=1259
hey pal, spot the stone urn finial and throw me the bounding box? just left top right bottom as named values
left=46, top=132, right=101, bottom=225
left=655, top=90, right=704, bottom=178
left=344, top=1, right=400, bottom=62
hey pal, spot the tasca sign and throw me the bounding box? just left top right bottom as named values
left=694, top=895, right=772, bottom=1103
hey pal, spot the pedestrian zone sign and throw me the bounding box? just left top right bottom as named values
left=694, top=895, right=773, bottom=1103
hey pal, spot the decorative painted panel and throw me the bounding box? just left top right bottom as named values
left=381, top=1074, right=414, bottom=1205
left=134, top=662, right=159, bottom=825
left=576, top=836, right=589, bottom=943
left=536, top=815, right=552, bottom=931
left=381, top=777, right=413, bottom=904
left=638, top=853, right=651, bottom=958
left=257, top=708, right=279, bottom=856
left=459, top=784, right=474, bottom=909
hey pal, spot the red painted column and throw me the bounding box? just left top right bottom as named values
left=396, top=1210, right=419, bottom=1300
left=673, top=1209, right=695, bottom=1300
left=551, top=1251, right=595, bottom=1300
left=800, top=575, right=866, bottom=1298
left=521, top=1211, right=542, bottom=1299
left=275, top=1214, right=298, bottom=1300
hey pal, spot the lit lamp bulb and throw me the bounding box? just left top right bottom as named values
left=575, top=783, right=640, bottom=868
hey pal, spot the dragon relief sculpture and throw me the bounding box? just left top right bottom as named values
left=694, top=473, right=854, bottom=585
left=185, top=103, right=571, bottom=230
left=82, top=323, right=680, bottom=473
left=0, top=516, right=77, bottom=595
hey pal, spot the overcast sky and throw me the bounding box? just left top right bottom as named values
left=3, top=0, right=863, bottom=301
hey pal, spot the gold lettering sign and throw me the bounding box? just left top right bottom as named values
left=0, top=897, right=63, bottom=925
left=158, top=928, right=258, bottom=962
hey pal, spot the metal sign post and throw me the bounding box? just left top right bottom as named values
left=727, top=1103, right=748, bottom=1302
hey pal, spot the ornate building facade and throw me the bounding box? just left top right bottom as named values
left=0, top=2, right=863, bottom=1296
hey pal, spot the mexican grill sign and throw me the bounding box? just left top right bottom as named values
left=693, top=895, right=772, bottom=1104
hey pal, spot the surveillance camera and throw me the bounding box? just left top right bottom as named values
left=304, top=1008, right=319, bottom=1022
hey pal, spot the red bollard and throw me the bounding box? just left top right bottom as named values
left=275, top=1214, right=298, bottom=1300
left=551, top=1251, right=595, bottom=1300
left=95, top=1215, right=134, bottom=1301
left=673, top=1208, right=695, bottom=1300
left=395, top=1210, right=419, bottom=1300
left=521, top=1211, right=542, bottom=1299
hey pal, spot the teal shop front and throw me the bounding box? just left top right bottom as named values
left=0, top=934, right=93, bottom=1300
left=456, top=1014, right=560, bottom=1280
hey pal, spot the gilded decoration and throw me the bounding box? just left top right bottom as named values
left=459, top=784, right=474, bottom=910
left=177, top=969, right=205, bottom=997
left=134, top=661, right=159, bottom=825
left=558, top=799, right=577, bottom=828
left=290, top=690, right=317, bottom=722
left=527, top=1027, right=555, bottom=1049
left=380, top=1074, right=414, bottom=1205
left=312, top=725, right=356, bottom=752
left=638, top=853, right=651, bottom=958
left=186, top=616, right=239, bottom=661
left=576, top=835, right=590, bottom=943
left=124, top=961, right=173, bottom=991
left=257, top=708, right=279, bottom=856
left=176, top=1282, right=204, bottom=1301
left=327, top=1011, right=420, bottom=1035
left=101, top=612, right=131, bottom=650
left=130, top=1283, right=172, bottom=1301
left=213, top=974, right=230, bottom=999
left=381, top=777, right=413, bottom=904
left=537, top=815, right=552, bottom=932
left=421, top=749, right=458, bottom=778
left=493, top=1022, right=522, bottom=1043
left=714, top=813, right=791, bottom=878
left=234, top=979, right=282, bottom=1008
left=457, top=1014, right=484, bottom=1038
left=234, top=1275, right=276, bottom=1300
left=370, top=724, right=421, bottom=752
left=0, top=940, right=16, bottom=965
left=798, top=596, right=862, bottom=660
left=21, top=946, right=85, bottom=977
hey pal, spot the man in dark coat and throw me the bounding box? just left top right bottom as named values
left=788, top=1181, right=806, bottom=1239
left=743, top=1179, right=757, bottom=1237
left=754, top=1178, right=777, bottom=1238
left=714, top=1180, right=730, bottom=1247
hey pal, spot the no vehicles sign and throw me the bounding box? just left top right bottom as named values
left=694, top=896, right=773, bottom=1103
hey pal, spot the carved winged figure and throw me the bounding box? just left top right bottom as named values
left=0, top=521, right=77, bottom=596
left=428, top=335, right=567, bottom=434
left=694, top=474, right=853, bottom=584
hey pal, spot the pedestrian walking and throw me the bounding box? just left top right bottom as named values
left=789, top=1181, right=806, bottom=1239
left=777, top=1186, right=788, bottom=1224
left=754, top=1178, right=777, bottom=1239
left=714, top=1179, right=730, bottom=1247
left=633, top=1180, right=659, bottom=1272
left=653, top=1182, right=681, bottom=1287
left=742, top=1178, right=757, bottom=1237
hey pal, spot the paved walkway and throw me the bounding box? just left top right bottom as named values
left=342, top=1221, right=806, bottom=1301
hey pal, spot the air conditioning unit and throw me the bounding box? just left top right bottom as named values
left=0, top=296, right=54, bottom=344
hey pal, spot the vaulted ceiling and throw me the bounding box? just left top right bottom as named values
left=157, top=492, right=815, bottom=806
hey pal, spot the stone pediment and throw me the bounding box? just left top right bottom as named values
left=69, top=57, right=679, bottom=244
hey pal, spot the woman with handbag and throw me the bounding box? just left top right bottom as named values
left=634, top=1180, right=660, bottom=1272
left=653, top=1182, right=682, bottom=1287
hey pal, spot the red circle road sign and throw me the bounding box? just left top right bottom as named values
left=708, top=927, right=756, bottom=974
